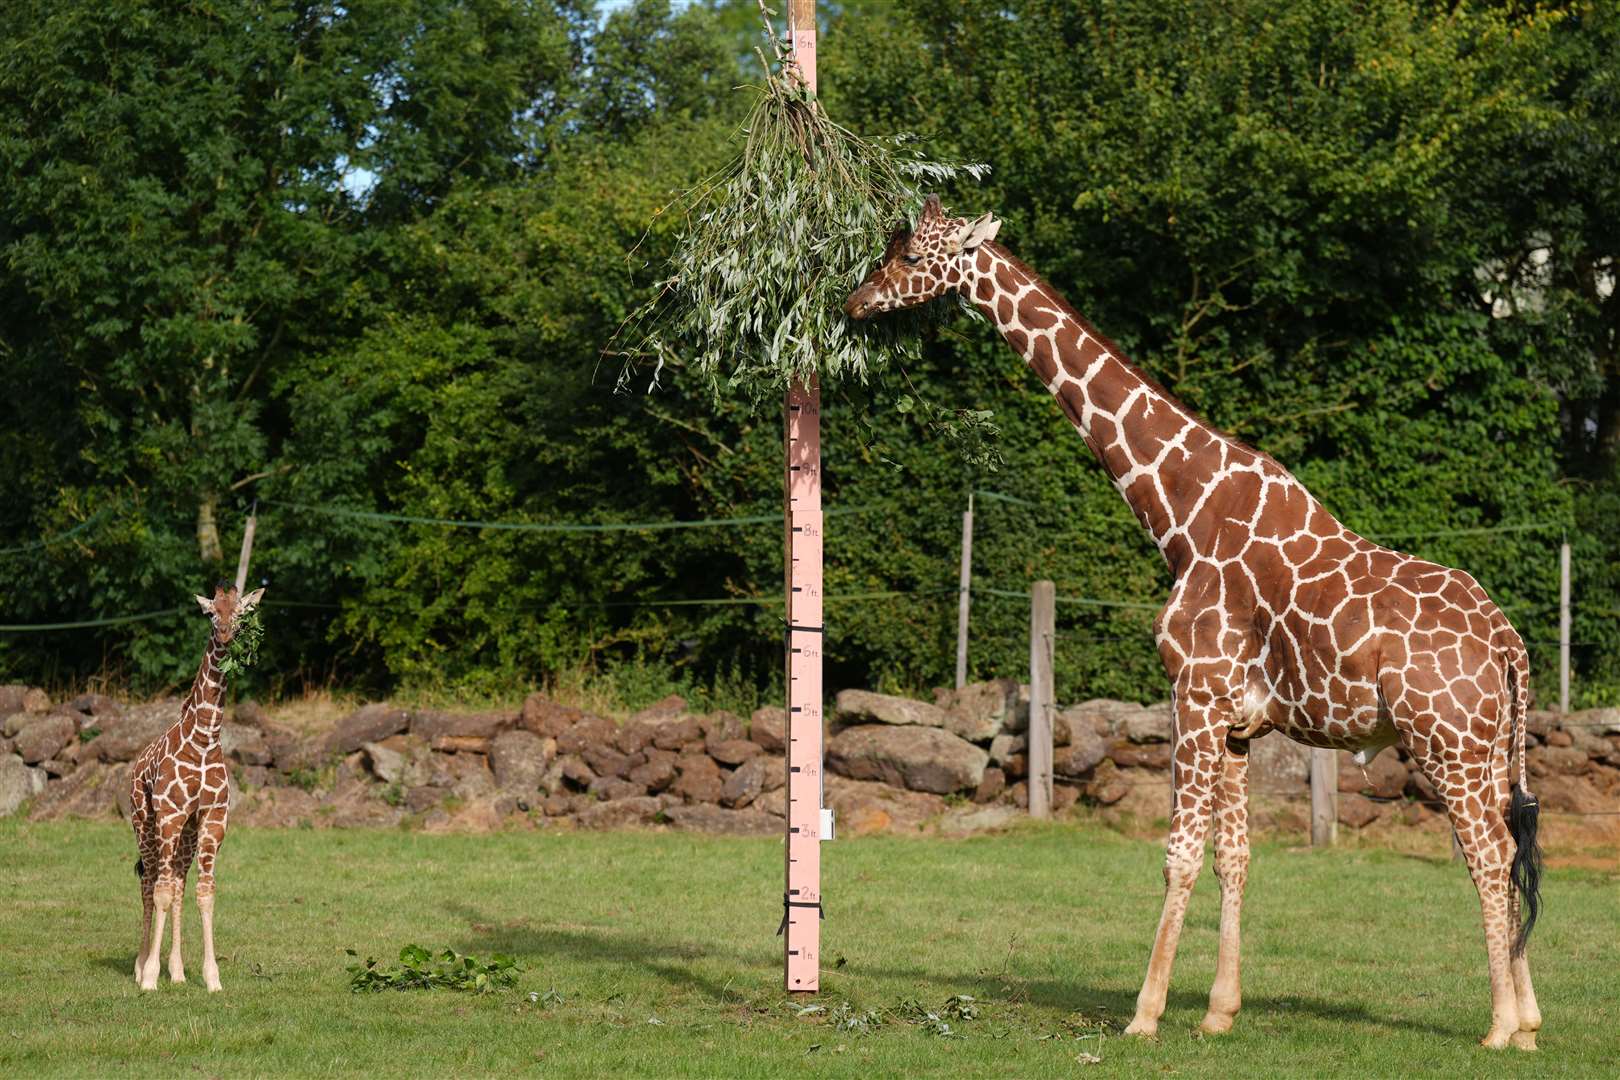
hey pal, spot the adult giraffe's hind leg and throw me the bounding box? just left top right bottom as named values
left=1508, top=890, right=1542, bottom=1050
left=1124, top=691, right=1224, bottom=1038
left=1200, top=739, right=1250, bottom=1035
left=1418, top=749, right=1522, bottom=1048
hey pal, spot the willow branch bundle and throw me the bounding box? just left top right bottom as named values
left=609, top=14, right=988, bottom=407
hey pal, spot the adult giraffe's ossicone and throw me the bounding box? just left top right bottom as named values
left=846, top=194, right=1544, bottom=1050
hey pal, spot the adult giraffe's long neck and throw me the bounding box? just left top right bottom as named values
left=183, top=635, right=230, bottom=745
left=963, top=243, right=1306, bottom=577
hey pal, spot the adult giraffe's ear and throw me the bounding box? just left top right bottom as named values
left=238, top=587, right=266, bottom=615
left=919, top=194, right=943, bottom=222
left=194, top=595, right=215, bottom=615
left=949, top=212, right=1002, bottom=254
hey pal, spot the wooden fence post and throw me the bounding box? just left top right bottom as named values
left=954, top=493, right=973, bottom=689
left=233, top=501, right=258, bottom=595
left=1309, top=748, right=1337, bottom=846
left=1560, top=539, right=1571, bottom=714
left=1028, top=580, right=1055, bottom=819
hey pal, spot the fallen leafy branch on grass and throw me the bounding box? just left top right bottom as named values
left=344, top=945, right=521, bottom=994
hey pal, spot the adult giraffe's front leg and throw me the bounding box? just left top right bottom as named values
left=1124, top=685, right=1227, bottom=1038
left=1200, top=738, right=1250, bottom=1035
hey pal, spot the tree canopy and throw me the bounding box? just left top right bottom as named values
left=2, top=0, right=1615, bottom=709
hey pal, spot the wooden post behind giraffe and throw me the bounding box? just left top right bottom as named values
left=129, top=583, right=264, bottom=992
left=845, top=196, right=1544, bottom=1050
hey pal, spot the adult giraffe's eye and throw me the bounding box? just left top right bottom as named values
left=902, top=254, right=921, bottom=265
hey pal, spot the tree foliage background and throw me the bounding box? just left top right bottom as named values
left=2, top=0, right=1616, bottom=708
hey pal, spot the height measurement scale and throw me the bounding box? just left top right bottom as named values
left=781, top=0, right=827, bottom=994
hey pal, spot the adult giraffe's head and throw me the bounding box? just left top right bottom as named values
left=194, top=582, right=265, bottom=645
left=843, top=194, right=1001, bottom=320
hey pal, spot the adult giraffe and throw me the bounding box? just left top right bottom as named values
left=845, top=196, right=1543, bottom=1049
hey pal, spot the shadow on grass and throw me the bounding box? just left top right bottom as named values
left=92, top=953, right=134, bottom=975
left=443, top=900, right=1469, bottom=1040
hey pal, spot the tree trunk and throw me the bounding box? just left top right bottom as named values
left=196, top=492, right=223, bottom=565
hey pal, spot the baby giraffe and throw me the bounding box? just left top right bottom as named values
left=130, top=582, right=264, bottom=991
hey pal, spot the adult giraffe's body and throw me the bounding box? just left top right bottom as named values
left=129, top=583, right=264, bottom=992
left=846, top=196, right=1543, bottom=1049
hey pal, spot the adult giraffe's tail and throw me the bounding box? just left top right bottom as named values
left=1505, top=649, right=1541, bottom=956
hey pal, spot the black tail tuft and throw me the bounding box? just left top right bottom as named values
left=133, top=857, right=144, bottom=879
left=1509, top=784, right=1542, bottom=956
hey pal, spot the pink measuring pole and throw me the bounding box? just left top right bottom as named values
left=782, top=0, right=824, bottom=995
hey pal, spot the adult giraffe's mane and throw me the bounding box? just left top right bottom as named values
left=982, top=239, right=1294, bottom=481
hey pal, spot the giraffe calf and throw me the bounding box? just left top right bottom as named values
left=130, top=583, right=264, bottom=992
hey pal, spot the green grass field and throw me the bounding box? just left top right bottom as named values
left=1, top=818, right=1613, bottom=1078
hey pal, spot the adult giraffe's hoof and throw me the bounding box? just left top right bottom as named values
left=1122, top=1017, right=1158, bottom=1039
left=1199, top=1011, right=1235, bottom=1035
left=1481, top=1028, right=1515, bottom=1050
left=1509, top=1030, right=1538, bottom=1051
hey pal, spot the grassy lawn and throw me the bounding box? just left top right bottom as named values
left=0, top=818, right=1613, bottom=1078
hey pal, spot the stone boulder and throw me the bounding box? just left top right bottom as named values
left=520, top=694, right=583, bottom=738
left=1118, top=702, right=1173, bottom=743
left=628, top=754, right=677, bottom=794
left=84, top=713, right=169, bottom=763
left=1529, top=745, right=1590, bottom=779
left=1052, top=705, right=1109, bottom=777
left=556, top=715, right=616, bottom=756
left=721, top=755, right=785, bottom=808
left=28, top=760, right=120, bottom=820
left=651, top=716, right=702, bottom=751
left=488, top=730, right=557, bottom=793
left=220, top=723, right=272, bottom=766
left=834, top=689, right=949, bottom=729
left=362, top=741, right=407, bottom=785
left=325, top=704, right=410, bottom=754
left=21, top=688, right=52, bottom=715
left=709, top=739, right=762, bottom=766
left=68, top=693, right=123, bottom=721
left=577, top=795, right=662, bottom=830
left=13, top=714, right=76, bottom=765
left=827, top=724, right=988, bottom=795
left=1337, top=792, right=1383, bottom=829
left=988, top=732, right=1026, bottom=768
left=1248, top=733, right=1310, bottom=794
left=935, top=679, right=1019, bottom=743
left=0, top=686, right=33, bottom=715
left=749, top=707, right=787, bottom=753
left=973, top=766, right=1006, bottom=804
left=1338, top=748, right=1408, bottom=800
left=1108, top=741, right=1172, bottom=771
left=824, top=776, right=948, bottom=835
left=588, top=776, right=648, bottom=801
left=670, top=754, right=725, bottom=803
left=0, top=754, right=47, bottom=816
left=663, top=803, right=778, bottom=836
left=628, top=694, right=687, bottom=725
left=411, top=709, right=512, bottom=742
left=232, top=699, right=270, bottom=728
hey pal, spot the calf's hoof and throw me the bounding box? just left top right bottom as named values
left=1199, top=1011, right=1235, bottom=1035
left=1509, top=1030, right=1538, bottom=1051
left=1481, top=1028, right=1514, bottom=1050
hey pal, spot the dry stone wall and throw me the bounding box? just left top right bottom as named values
left=2, top=681, right=1616, bottom=836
